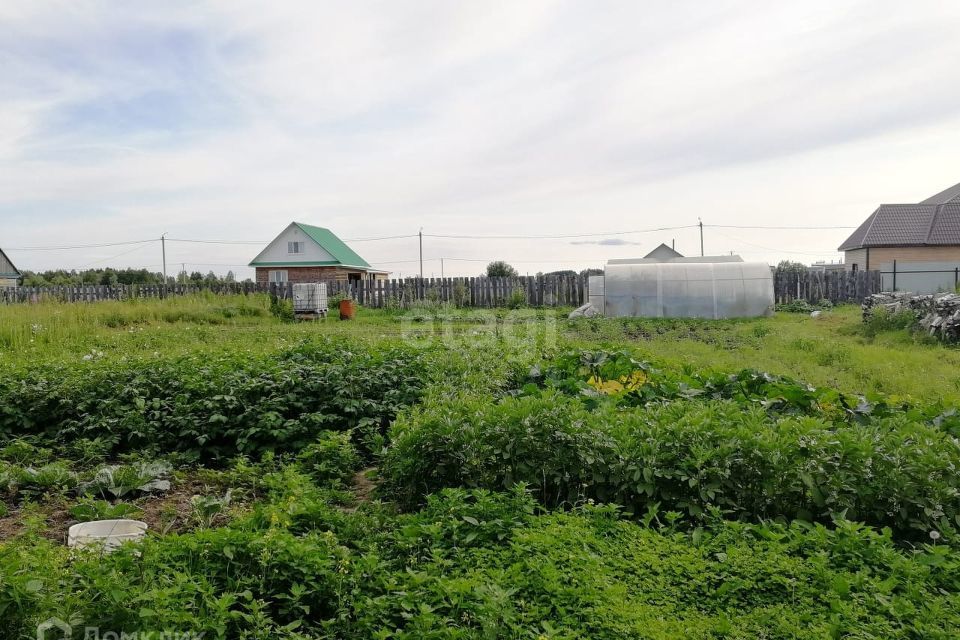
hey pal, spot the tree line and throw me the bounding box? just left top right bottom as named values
left=20, top=267, right=251, bottom=287
left=485, top=261, right=602, bottom=279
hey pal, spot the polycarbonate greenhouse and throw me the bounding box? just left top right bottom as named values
left=602, top=261, right=774, bottom=319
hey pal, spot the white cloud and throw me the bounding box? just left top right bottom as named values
left=2, top=0, right=960, bottom=276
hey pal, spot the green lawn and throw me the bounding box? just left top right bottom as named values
left=2, top=296, right=956, bottom=401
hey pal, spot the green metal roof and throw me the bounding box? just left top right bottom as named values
left=249, top=223, right=372, bottom=268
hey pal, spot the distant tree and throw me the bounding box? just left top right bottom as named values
left=775, top=260, right=807, bottom=276
left=485, top=261, right=518, bottom=278
left=225, top=270, right=236, bottom=283
left=544, top=270, right=577, bottom=278
left=189, top=271, right=203, bottom=284
left=21, top=272, right=48, bottom=286
left=580, top=268, right=604, bottom=278
left=19, top=267, right=164, bottom=286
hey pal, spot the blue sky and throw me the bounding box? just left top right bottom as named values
left=3, top=1, right=960, bottom=277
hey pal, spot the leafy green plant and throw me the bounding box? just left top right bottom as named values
left=69, top=498, right=143, bottom=522
left=0, top=440, right=51, bottom=466
left=295, top=431, right=359, bottom=488
left=83, top=461, right=172, bottom=498
left=190, top=490, right=232, bottom=529
left=15, top=462, right=78, bottom=496
left=862, top=306, right=917, bottom=337
left=0, top=340, right=433, bottom=462
left=269, top=295, right=294, bottom=322
left=506, top=288, right=527, bottom=309
left=384, top=389, right=960, bottom=540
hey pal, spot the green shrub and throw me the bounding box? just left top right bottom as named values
left=383, top=392, right=960, bottom=540
left=66, top=526, right=346, bottom=635
left=506, top=288, right=527, bottom=309
left=862, top=307, right=917, bottom=337
left=2, top=486, right=958, bottom=638
left=296, top=431, right=360, bottom=488
left=268, top=296, right=294, bottom=322
left=0, top=340, right=432, bottom=462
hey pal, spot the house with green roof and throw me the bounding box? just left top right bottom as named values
left=249, top=223, right=389, bottom=284
left=0, top=247, right=21, bottom=288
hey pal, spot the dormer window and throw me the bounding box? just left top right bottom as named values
left=288, top=241, right=305, bottom=254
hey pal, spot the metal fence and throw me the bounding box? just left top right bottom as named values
left=879, top=260, right=960, bottom=293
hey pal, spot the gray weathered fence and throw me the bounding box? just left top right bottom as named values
left=773, top=269, right=880, bottom=304
left=0, top=269, right=882, bottom=308
left=0, top=276, right=589, bottom=308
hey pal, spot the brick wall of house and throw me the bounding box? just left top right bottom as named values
left=255, top=266, right=359, bottom=284
left=845, top=246, right=960, bottom=271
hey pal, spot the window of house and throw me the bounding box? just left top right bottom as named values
left=851, top=263, right=859, bottom=272
left=288, top=241, right=305, bottom=254
left=268, top=270, right=288, bottom=283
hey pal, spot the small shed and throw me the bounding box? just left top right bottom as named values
left=0, top=247, right=21, bottom=288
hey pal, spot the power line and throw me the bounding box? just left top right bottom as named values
left=77, top=244, right=149, bottom=268
left=6, top=239, right=156, bottom=251
left=705, top=224, right=857, bottom=230
left=344, top=234, right=419, bottom=242
left=424, top=224, right=698, bottom=240
left=166, top=238, right=264, bottom=245
left=711, top=230, right=843, bottom=256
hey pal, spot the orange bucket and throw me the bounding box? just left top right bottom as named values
left=339, top=298, right=356, bottom=320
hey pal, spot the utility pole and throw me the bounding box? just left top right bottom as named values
left=418, top=228, right=423, bottom=279
left=698, top=218, right=704, bottom=257
left=161, top=233, right=168, bottom=297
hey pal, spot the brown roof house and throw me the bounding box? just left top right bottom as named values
left=839, top=182, right=960, bottom=293
left=249, top=223, right=389, bottom=285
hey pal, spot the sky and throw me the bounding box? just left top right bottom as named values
left=3, top=0, right=960, bottom=278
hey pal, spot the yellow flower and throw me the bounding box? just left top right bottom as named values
left=587, top=369, right=646, bottom=395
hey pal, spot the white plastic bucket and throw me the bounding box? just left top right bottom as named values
left=68, top=519, right=148, bottom=552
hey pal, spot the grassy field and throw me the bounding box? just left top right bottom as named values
left=0, top=294, right=958, bottom=638
left=2, top=295, right=957, bottom=400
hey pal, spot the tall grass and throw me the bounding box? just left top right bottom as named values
left=0, top=293, right=274, bottom=352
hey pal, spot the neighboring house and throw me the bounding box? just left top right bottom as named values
left=809, top=260, right=846, bottom=274
left=839, top=181, right=960, bottom=292
left=607, top=244, right=744, bottom=265
left=249, top=222, right=389, bottom=284
left=642, top=243, right=684, bottom=261
left=0, top=247, right=21, bottom=288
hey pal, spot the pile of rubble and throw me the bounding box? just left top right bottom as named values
left=862, top=292, right=960, bottom=342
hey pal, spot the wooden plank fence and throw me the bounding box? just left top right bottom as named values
left=773, top=269, right=880, bottom=305
left=0, top=276, right=591, bottom=308
left=0, top=269, right=882, bottom=308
